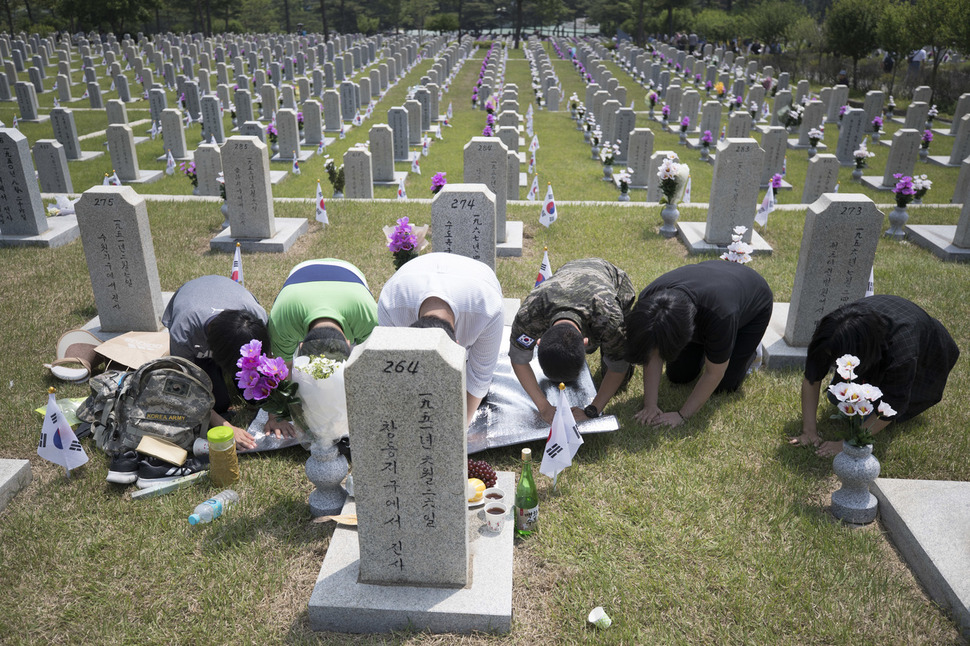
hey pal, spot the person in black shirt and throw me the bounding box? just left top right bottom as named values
left=626, top=260, right=774, bottom=428
left=791, top=295, right=960, bottom=457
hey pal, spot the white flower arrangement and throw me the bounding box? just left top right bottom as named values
left=291, top=354, right=349, bottom=448
left=720, top=226, right=754, bottom=264
left=656, top=153, right=689, bottom=204
left=828, top=354, right=896, bottom=447
left=600, top=141, right=621, bottom=165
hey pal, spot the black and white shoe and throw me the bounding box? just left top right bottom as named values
left=135, top=456, right=205, bottom=489
left=106, top=451, right=140, bottom=484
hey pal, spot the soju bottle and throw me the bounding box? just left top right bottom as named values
left=515, top=448, right=538, bottom=537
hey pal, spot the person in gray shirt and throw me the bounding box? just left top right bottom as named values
left=163, top=275, right=293, bottom=448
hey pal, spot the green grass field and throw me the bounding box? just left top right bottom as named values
left=0, top=39, right=967, bottom=645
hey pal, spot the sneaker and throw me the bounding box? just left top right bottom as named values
left=135, top=456, right=205, bottom=489
left=106, top=451, right=140, bottom=484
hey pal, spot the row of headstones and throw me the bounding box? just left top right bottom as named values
left=525, top=37, right=561, bottom=111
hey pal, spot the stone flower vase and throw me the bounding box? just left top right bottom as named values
left=830, top=442, right=880, bottom=524
left=852, top=165, right=864, bottom=182
left=659, top=202, right=680, bottom=238
left=872, top=131, right=880, bottom=144
left=700, top=145, right=710, bottom=161
left=591, top=144, right=599, bottom=158
left=679, top=130, right=687, bottom=145
left=886, top=205, right=908, bottom=238
left=304, top=439, right=350, bottom=517
left=618, top=187, right=630, bottom=202
left=919, top=146, right=929, bottom=162
left=271, top=142, right=279, bottom=154
left=602, top=164, right=614, bottom=181
left=220, top=202, right=229, bottom=229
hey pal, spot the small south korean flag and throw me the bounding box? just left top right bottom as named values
left=397, top=176, right=407, bottom=200
left=38, top=390, right=88, bottom=474
left=315, top=180, right=329, bottom=224
left=540, top=183, right=557, bottom=227
left=410, top=156, right=421, bottom=175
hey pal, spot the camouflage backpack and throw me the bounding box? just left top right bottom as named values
left=77, top=356, right=214, bottom=454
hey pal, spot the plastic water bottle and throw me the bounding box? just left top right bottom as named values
left=188, top=490, right=239, bottom=525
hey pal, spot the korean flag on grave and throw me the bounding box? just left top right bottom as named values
left=231, top=243, right=244, bottom=285
left=539, top=384, right=583, bottom=481
left=527, top=175, right=539, bottom=201
left=535, top=247, right=552, bottom=287
left=38, top=391, right=88, bottom=473
left=316, top=140, right=326, bottom=156
left=291, top=156, right=301, bottom=175
left=755, top=184, right=775, bottom=228
left=410, top=156, right=421, bottom=174
left=865, top=266, right=874, bottom=297
left=315, top=180, right=329, bottom=224
left=540, top=183, right=557, bottom=227
left=447, top=101, right=453, bottom=119
left=397, top=176, right=407, bottom=200
left=165, top=150, right=176, bottom=175
left=529, top=134, right=540, bottom=153
left=81, top=87, right=89, bottom=99
left=150, top=120, right=160, bottom=140
left=528, top=153, right=536, bottom=176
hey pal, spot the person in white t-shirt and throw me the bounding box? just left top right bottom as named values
left=377, top=253, right=505, bottom=425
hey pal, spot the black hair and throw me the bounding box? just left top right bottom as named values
left=807, top=301, right=890, bottom=376
left=410, top=315, right=457, bottom=343
left=208, top=310, right=270, bottom=375
left=537, top=323, right=586, bottom=383
left=624, top=289, right=697, bottom=364
left=299, top=325, right=351, bottom=361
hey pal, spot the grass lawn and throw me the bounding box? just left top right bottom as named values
left=0, top=40, right=968, bottom=645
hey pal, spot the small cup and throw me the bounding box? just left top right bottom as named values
left=483, top=487, right=506, bottom=504
left=484, top=502, right=508, bottom=532
left=588, top=606, right=612, bottom=629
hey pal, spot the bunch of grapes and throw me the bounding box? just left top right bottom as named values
left=467, top=458, right=497, bottom=488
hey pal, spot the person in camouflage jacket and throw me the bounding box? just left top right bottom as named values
left=509, top=258, right=636, bottom=423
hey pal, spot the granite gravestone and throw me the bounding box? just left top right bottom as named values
left=194, top=143, right=223, bottom=197
left=221, top=136, right=275, bottom=239
left=388, top=107, right=410, bottom=161
left=323, top=90, right=342, bottom=132
left=75, top=186, right=164, bottom=332
left=15, top=81, right=44, bottom=121
left=106, top=99, right=129, bottom=126
left=702, top=139, right=765, bottom=244
left=201, top=95, right=225, bottom=143
left=463, top=137, right=508, bottom=245
left=801, top=154, right=839, bottom=204
left=950, top=94, right=970, bottom=136
left=106, top=124, right=160, bottom=183
left=343, top=327, right=468, bottom=588
left=369, top=124, right=395, bottom=183
left=405, top=99, right=423, bottom=145
left=782, top=194, right=882, bottom=346
left=50, top=107, right=100, bottom=161
left=302, top=100, right=323, bottom=147
left=0, top=129, right=48, bottom=238
left=431, top=183, right=497, bottom=269
left=903, top=101, right=929, bottom=130
left=865, top=129, right=920, bottom=189
left=343, top=147, right=374, bottom=199
left=759, top=126, right=788, bottom=188
left=627, top=129, right=654, bottom=188
left=160, top=108, right=189, bottom=160
left=793, top=101, right=825, bottom=148
left=727, top=111, right=751, bottom=138
left=835, top=108, right=866, bottom=166
left=32, top=139, right=73, bottom=194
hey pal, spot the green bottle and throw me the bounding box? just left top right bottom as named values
left=515, top=448, right=538, bottom=537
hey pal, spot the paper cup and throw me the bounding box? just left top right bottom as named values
left=588, top=606, right=612, bottom=629
left=483, top=486, right=506, bottom=504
